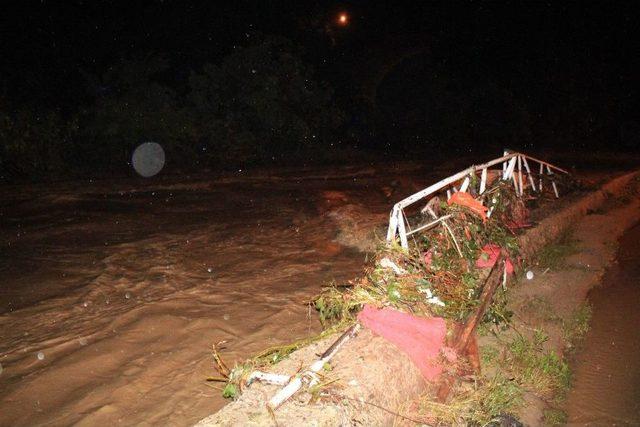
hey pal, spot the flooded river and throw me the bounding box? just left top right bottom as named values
left=566, top=223, right=640, bottom=425
left=0, top=163, right=441, bottom=426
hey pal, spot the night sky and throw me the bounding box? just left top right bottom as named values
left=1, top=1, right=638, bottom=178
left=3, top=2, right=636, bottom=105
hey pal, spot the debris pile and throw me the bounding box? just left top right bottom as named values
left=316, top=167, right=569, bottom=328
left=208, top=151, right=573, bottom=421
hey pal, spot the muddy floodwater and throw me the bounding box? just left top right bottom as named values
left=566, top=223, right=640, bottom=425
left=0, top=163, right=446, bottom=426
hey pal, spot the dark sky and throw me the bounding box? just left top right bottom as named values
left=1, top=1, right=638, bottom=118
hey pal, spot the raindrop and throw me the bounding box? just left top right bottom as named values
left=37, top=352, right=45, bottom=360
left=83, top=302, right=88, bottom=307
left=207, top=268, right=213, bottom=273
left=132, top=142, right=165, bottom=177
left=125, top=292, right=131, bottom=299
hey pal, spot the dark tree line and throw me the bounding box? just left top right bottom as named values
left=1, top=28, right=637, bottom=182
left=0, top=35, right=347, bottom=180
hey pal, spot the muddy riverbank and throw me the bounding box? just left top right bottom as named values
left=199, top=172, right=640, bottom=426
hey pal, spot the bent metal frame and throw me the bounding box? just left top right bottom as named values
left=386, top=150, right=569, bottom=250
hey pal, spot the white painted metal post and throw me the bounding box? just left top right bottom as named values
left=512, top=172, right=519, bottom=193
left=503, top=149, right=509, bottom=176
left=459, top=176, right=470, bottom=193
left=538, top=162, right=544, bottom=191
left=405, top=214, right=453, bottom=236
left=386, top=205, right=399, bottom=241
left=522, top=157, right=536, bottom=192
left=504, top=157, right=517, bottom=180
left=397, top=208, right=409, bottom=249
left=547, top=165, right=559, bottom=198
left=480, top=167, right=487, bottom=194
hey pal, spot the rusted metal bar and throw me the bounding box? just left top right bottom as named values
left=436, top=253, right=506, bottom=402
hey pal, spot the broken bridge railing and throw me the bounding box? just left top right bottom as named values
left=386, top=151, right=569, bottom=249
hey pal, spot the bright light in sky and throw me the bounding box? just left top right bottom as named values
left=338, top=13, right=348, bottom=26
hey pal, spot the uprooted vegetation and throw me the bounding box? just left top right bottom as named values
left=208, top=163, right=581, bottom=424
left=314, top=179, right=533, bottom=328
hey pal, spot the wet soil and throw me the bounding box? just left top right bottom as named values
left=483, top=175, right=640, bottom=426
left=0, top=163, right=435, bottom=426
left=566, top=223, right=640, bottom=425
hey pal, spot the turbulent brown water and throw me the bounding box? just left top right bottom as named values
left=0, top=163, right=443, bottom=426
left=566, top=223, right=640, bottom=425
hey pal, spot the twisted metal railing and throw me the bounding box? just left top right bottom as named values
left=386, top=150, right=568, bottom=249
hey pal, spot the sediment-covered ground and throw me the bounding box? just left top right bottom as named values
left=198, top=169, right=640, bottom=426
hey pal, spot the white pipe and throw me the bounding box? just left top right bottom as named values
left=267, top=376, right=304, bottom=410
left=504, top=156, right=517, bottom=180
left=396, top=153, right=517, bottom=209
left=246, top=371, right=291, bottom=387
left=512, top=171, right=519, bottom=193
left=522, top=153, right=569, bottom=174
left=503, top=149, right=509, bottom=175
left=522, top=157, right=537, bottom=191
left=386, top=205, right=400, bottom=241
left=397, top=208, right=409, bottom=249
left=268, top=324, right=361, bottom=410
left=522, top=157, right=536, bottom=192
left=480, top=167, right=487, bottom=194
left=405, top=214, right=453, bottom=236
left=547, top=165, right=559, bottom=198
left=539, top=162, right=544, bottom=190
left=502, top=261, right=508, bottom=291
left=459, top=176, right=470, bottom=193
